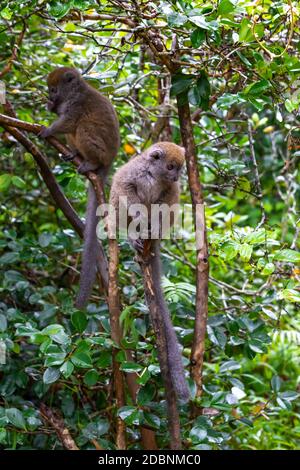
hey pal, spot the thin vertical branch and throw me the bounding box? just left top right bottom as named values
left=247, top=119, right=266, bottom=228
left=108, top=239, right=126, bottom=449
left=176, top=98, right=209, bottom=398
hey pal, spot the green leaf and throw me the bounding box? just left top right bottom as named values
left=137, top=384, right=156, bottom=406
left=38, top=233, right=52, bottom=248
left=72, top=311, right=88, bottom=333
left=274, top=249, right=300, bottom=264
left=221, top=241, right=239, bottom=260
left=96, top=351, right=112, bottom=368
left=279, top=391, right=299, bottom=401
left=239, top=18, right=254, bottom=42
left=276, top=397, right=290, bottom=410
left=71, top=351, right=92, bottom=368
left=44, top=347, right=66, bottom=366
left=0, top=174, right=12, bottom=191
left=279, top=289, right=300, bottom=303
left=84, top=369, right=99, bottom=386
left=167, top=13, right=187, bottom=27
left=191, top=28, right=206, bottom=47
left=0, top=314, right=7, bottom=332
left=244, top=230, right=266, bottom=245
left=171, top=73, right=194, bottom=97
left=60, top=361, right=74, bottom=378
left=236, top=176, right=251, bottom=198
left=271, top=375, right=281, bottom=393
left=41, top=324, right=70, bottom=345
left=117, top=406, right=140, bottom=425
left=120, top=362, right=143, bottom=373
left=189, top=15, right=218, bottom=31
left=220, top=360, right=241, bottom=373
left=197, top=72, right=211, bottom=99
left=6, top=408, right=26, bottom=430
left=243, top=79, right=271, bottom=96
left=188, top=85, right=201, bottom=107
left=0, top=252, right=19, bottom=265
left=142, top=411, right=160, bottom=429
left=41, top=324, right=63, bottom=336
left=239, top=243, right=253, bottom=262
left=218, top=0, right=235, bottom=15
left=43, top=367, right=60, bottom=384
left=48, top=1, right=72, bottom=19
left=261, top=262, right=275, bottom=276
left=190, top=425, right=208, bottom=443
left=11, top=176, right=26, bottom=189
left=0, top=7, right=13, bottom=20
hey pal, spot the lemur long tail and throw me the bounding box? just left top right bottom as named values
left=75, top=180, right=108, bottom=308
left=148, top=241, right=190, bottom=401
left=75, top=183, right=99, bottom=308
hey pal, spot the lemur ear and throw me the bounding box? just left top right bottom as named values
left=64, top=71, right=76, bottom=83
left=149, top=148, right=164, bottom=160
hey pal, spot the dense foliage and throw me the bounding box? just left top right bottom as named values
left=0, top=0, right=299, bottom=450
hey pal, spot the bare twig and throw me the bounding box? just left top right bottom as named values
left=0, top=21, right=26, bottom=78
left=40, top=404, right=79, bottom=450
left=247, top=119, right=266, bottom=229
left=108, top=239, right=126, bottom=449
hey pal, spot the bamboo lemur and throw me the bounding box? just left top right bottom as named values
left=110, top=142, right=189, bottom=401
left=40, top=67, right=120, bottom=308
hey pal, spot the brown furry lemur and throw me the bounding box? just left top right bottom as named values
left=110, top=142, right=189, bottom=401
left=39, top=67, right=120, bottom=308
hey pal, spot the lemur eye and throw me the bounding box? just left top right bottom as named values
left=167, top=163, right=174, bottom=171
left=50, top=87, right=56, bottom=93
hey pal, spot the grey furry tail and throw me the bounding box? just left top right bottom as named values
left=163, top=313, right=190, bottom=402
left=149, top=242, right=190, bottom=402
left=75, top=183, right=99, bottom=309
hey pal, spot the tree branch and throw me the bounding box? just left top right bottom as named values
left=40, top=404, right=79, bottom=450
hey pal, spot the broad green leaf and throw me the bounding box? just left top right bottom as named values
left=271, top=375, right=281, bottom=393
left=191, top=28, right=206, bottom=47
left=11, top=176, right=26, bottom=189
left=220, top=361, right=241, bottom=373
left=171, top=73, right=194, bottom=97
left=71, top=351, right=93, bottom=368
left=239, top=243, right=253, bottom=262
left=118, top=406, right=140, bottom=425
left=72, top=311, right=88, bottom=333
left=120, top=362, right=143, bottom=373
left=43, top=367, right=60, bottom=384
left=218, top=0, right=235, bottom=15
left=0, top=314, right=7, bottom=332
left=6, top=408, right=26, bottom=430
left=167, top=13, right=187, bottom=27
left=274, top=249, right=300, bottom=264
left=60, top=361, right=74, bottom=378
left=84, top=369, right=99, bottom=386
left=38, top=233, right=52, bottom=248
left=279, top=289, right=300, bottom=303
